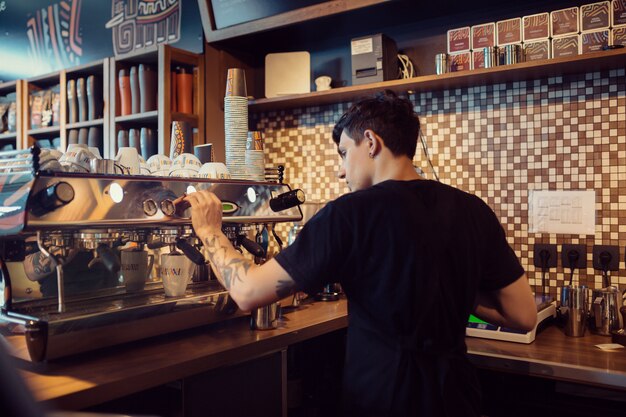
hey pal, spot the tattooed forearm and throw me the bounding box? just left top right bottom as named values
left=203, top=234, right=253, bottom=291
left=276, top=279, right=295, bottom=299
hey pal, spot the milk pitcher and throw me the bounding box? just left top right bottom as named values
left=589, top=286, right=622, bottom=336
left=560, top=285, right=588, bottom=337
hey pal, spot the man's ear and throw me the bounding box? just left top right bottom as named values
left=363, top=129, right=383, bottom=157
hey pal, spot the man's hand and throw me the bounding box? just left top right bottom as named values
left=180, top=190, right=223, bottom=237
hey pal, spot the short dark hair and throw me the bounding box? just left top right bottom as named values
left=332, top=90, right=420, bottom=158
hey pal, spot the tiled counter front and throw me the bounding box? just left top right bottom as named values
left=252, top=68, right=626, bottom=296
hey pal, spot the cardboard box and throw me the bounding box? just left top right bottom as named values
left=580, top=2, right=610, bottom=32
left=447, top=27, right=471, bottom=53
left=581, top=29, right=610, bottom=53
left=613, top=26, right=626, bottom=46
left=613, top=0, right=626, bottom=26
left=523, top=12, right=550, bottom=42
left=552, top=35, right=581, bottom=58
left=472, top=23, right=496, bottom=49
left=524, top=40, right=551, bottom=61
left=497, top=18, right=522, bottom=46
left=449, top=52, right=471, bottom=72
left=551, top=7, right=579, bottom=37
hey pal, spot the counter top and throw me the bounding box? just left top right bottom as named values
left=16, top=299, right=348, bottom=410
left=13, top=299, right=626, bottom=411
left=466, top=325, right=626, bottom=391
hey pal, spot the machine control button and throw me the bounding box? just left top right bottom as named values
left=269, top=189, right=305, bottom=212
left=143, top=199, right=158, bottom=216
left=39, top=182, right=75, bottom=210
left=160, top=199, right=175, bottom=216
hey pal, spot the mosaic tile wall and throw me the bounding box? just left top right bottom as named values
left=252, top=68, right=626, bottom=299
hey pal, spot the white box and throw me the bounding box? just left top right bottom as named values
left=472, top=22, right=496, bottom=50
left=523, top=12, right=550, bottom=42
left=552, top=35, right=581, bottom=58
left=580, top=1, right=611, bottom=32
left=581, top=29, right=611, bottom=53
left=524, top=39, right=551, bottom=61
left=265, top=51, right=311, bottom=98
left=497, top=18, right=522, bottom=46
left=447, top=27, right=471, bottom=53
left=551, top=7, right=579, bottom=37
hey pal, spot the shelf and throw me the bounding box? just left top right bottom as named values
left=115, top=110, right=158, bottom=124
left=0, top=80, right=18, bottom=94
left=66, top=118, right=104, bottom=130
left=171, top=112, right=198, bottom=125
left=0, top=132, right=17, bottom=141
left=248, top=48, right=626, bottom=112
left=27, top=126, right=61, bottom=136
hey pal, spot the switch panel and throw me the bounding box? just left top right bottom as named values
left=561, top=244, right=587, bottom=269
left=533, top=244, right=557, bottom=268
left=592, top=245, right=619, bottom=271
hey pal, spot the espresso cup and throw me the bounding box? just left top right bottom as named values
left=115, top=146, right=140, bottom=175
left=147, top=154, right=172, bottom=177
left=121, top=249, right=154, bottom=292
left=160, top=252, right=194, bottom=297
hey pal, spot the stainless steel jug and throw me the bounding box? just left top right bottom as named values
left=590, top=286, right=623, bottom=336
left=560, top=285, right=588, bottom=337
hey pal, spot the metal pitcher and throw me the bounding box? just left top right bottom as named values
left=560, top=285, right=589, bottom=337
left=590, top=286, right=623, bottom=336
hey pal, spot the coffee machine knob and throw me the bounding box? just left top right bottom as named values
left=160, top=199, right=175, bottom=216
left=38, top=181, right=75, bottom=211
left=269, top=189, right=305, bottom=212
left=143, top=199, right=158, bottom=216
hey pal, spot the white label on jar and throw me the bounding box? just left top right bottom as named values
left=351, top=38, right=373, bottom=55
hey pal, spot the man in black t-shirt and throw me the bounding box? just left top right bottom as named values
left=184, top=90, right=537, bottom=416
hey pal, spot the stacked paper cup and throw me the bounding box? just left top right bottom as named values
left=224, top=68, right=248, bottom=179
left=245, top=131, right=265, bottom=181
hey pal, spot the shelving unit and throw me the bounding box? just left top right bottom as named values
left=0, top=80, right=22, bottom=150
left=65, top=59, right=111, bottom=157
left=248, top=48, right=626, bottom=111
left=111, top=44, right=204, bottom=159
left=22, top=71, right=66, bottom=151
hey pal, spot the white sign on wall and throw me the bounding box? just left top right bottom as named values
left=528, top=190, right=596, bottom=235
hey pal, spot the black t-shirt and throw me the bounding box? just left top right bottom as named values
left=275, top=179, right=524, bottom=417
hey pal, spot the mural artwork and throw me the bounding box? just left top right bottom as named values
left=106, top=0, right=181, bottom=56
left=26, top=0, right=83, bottom=72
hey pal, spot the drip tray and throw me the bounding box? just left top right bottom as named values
left=1, top=281, right=243, bottom=362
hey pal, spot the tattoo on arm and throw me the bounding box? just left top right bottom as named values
left=203, top=234, right=252, bottom=291
left=275, top=279, right=295, bottom=299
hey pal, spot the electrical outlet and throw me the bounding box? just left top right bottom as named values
left=561, top=244, right=587, bottom=270
left=533, top=244, right=557, bottom=268
left=592, top=245, right=620, bottom=271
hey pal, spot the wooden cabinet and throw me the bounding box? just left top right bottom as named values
left=111, top=44, right=205, bottom=159
left=0, top=80, right=23, bottom=150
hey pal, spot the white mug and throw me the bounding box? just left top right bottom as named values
left=121, top=249, right=154, bottom=292
left=147, top=154, right=172, bottom=177
left=198, top=162, right=231, bottom=179
left=160, top=252, right=194, bottom=297
left=115, top=147, right=140, bottom=175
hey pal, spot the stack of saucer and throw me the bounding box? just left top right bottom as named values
left=224, top=68, right=248, bottom=180
left=245, top=131, right=265, bottom=181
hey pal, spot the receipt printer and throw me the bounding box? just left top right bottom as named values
left=351, top=34, right=398, bottom=85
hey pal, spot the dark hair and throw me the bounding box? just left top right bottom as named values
left=332, top=90, right=420, bottom=158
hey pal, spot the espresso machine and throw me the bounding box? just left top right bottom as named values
left=0, top=147, right=303, bottom=362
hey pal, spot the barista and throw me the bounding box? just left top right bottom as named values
left=182, top=90, right=537, bottom=416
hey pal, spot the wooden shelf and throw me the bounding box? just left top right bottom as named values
left=249, top=48, right=626, bottom=112
left=0, top=132, right=17, bottom=141
left=27, top=126, right=61, bottom=136
left=171, top=112, right=198, bottom=125
left=66, top=118, right=104, bottom=130
left=115, top=110, right=158, bottom=124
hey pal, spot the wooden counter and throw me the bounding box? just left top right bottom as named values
left=467, top=326, right=626, bottom=391
left=13, top=299, right=626, bottom=412
left=16, top=299, right=348, bottom=411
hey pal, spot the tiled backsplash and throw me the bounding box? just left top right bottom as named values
left=252, top=68, right=626, bottom=298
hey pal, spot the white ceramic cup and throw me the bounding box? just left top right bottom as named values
left=60, top=144, right=95, bottom=173
left=198, top=162, right=231, bottom=179
left=160, top=252, right=194, bottom=297
left=171, top=153, right=202, bottom=172
left=121, top=249, right=154, bottom=292
left=115, top=147, right=141, bottom=175
left=147, top=154, right=172, bottom=177
left=315, top=75, right=332, bottom=91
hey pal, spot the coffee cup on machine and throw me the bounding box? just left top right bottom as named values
left=160, top=251, right=194, bottom=297
left=121, top=249, right=154, bottom=292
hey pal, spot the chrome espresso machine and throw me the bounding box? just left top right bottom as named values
left=0, top=147, right=303, bottom=362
